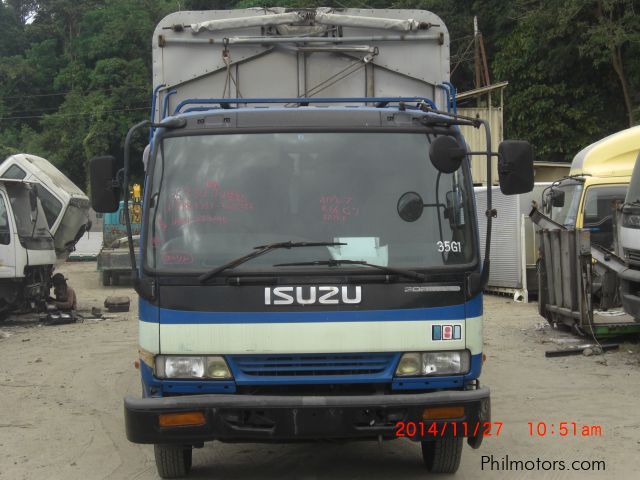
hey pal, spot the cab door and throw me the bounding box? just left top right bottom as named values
left=0, top=192, right=16, bottom=278
left=579, top=184, right=628, bottom=249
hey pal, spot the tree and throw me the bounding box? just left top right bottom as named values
left=572, top=0, right=640, bottom=126
left=492, top=0, right=633, bottom=161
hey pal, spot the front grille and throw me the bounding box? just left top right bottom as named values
left=625, top=248, right=640, bottom=266
left=229, top=353, right=396, bottom=378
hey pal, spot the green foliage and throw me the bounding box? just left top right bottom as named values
left=0, top=0, right=175, bottom=187
left=492, top=0, right=634, bottom=160
left=0, top=2, right=26, bottom=55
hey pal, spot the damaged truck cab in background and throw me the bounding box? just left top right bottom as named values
left=89, top=8, right=534, bottom=478
left=0, top=154, right=91, bottom=317
left=0, top=154, right=91, bottom=263
left=0, top=179, right=56, bottom=317
left=533, top=126, right=640, bottom=335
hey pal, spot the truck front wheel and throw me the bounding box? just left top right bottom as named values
left=154, top=444, right=192, bottom=478
left=421, top=436, right=463, bottom=473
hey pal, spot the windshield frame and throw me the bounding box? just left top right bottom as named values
left=4, top=182, right=54, bottom=251
left=547, top=178, right=585, bottom=227
left=141, top=126, right=481, bottom=280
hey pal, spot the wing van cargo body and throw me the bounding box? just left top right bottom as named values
left=89, top=8, right=534, bottom=477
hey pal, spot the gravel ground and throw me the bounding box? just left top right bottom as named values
left=0, top=261, right=639, bottom=480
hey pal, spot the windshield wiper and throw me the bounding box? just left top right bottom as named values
left=198, top=241, right=346, bottom=283
left=273, top=259, right=427, bottom=282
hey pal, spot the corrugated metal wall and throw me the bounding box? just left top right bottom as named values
left=475, top=186, right=523, bottom=288
left=475, top=183, right=550, bottom=290
left=458, top=107, right=502, bottom=185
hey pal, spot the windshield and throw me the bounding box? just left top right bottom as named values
left=549, top=181, right=583, bottom=227
left=5, top=183, right=50, bottom=239
left=145, top=132, right=476, bottom=274
left=626, top=152, right=640, bottom=204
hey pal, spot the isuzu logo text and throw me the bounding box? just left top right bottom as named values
left=264, top=286, right=362, bottom=305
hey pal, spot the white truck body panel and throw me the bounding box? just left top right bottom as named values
left=0, top=181, right=56, bottom=281
left=152, top=8, right=450, bottom=121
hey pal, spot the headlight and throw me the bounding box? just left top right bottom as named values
left=396, top=353, right=422, bottom=376
left=622, top=214, right=640, bottom=229
left=155, top=355, right=233, bottom=380
left=395, top=351, right=470, bottom=376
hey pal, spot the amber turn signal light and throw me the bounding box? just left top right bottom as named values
left=159, top=411, right=206, bottom=427
left=422, top=406, right=465, bottom=420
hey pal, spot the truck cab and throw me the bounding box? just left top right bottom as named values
left=0, top=179, right=56, bottom=317
left=544, top=128, right=638, bottom=250
left=0, top=154, right=91, bottom=263
left=615, top=127, right=640, bottom=318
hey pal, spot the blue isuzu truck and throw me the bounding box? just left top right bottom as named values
left=89, top=8, right=534, bottom=477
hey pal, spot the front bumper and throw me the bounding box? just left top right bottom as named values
left=125, top=387, right=490, bottom=445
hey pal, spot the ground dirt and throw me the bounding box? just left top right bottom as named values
left=0, top=262, right=639, bottom=480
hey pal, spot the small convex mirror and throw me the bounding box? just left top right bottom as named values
left=550, top=189, right=565, bottom=208
left=397, top=191, right=425, bottom=222
left=429, top=135, right=466, bottom=174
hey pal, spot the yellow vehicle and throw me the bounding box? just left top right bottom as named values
left=544, top=126, right=640, bottom=250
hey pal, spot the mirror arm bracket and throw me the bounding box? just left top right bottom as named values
left=123, top=120, right=151, bottom=282
left=466, top=118, right=494, bottom=299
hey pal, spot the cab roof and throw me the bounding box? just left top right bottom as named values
left=570, top=125, right=640, bottom=178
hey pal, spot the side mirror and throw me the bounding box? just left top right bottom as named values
left=429, top=136, right=466, bottom=174
left=397, top=192, right=424, bottom=222
left=550, top=189, right=565, bottom=208
left=498, top=140, right=534, bottom=195
left=90, top=156, right=120, bottom=213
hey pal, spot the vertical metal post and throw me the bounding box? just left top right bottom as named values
left=568, top=229, right=577, bottom=311
left=560, top=230, right=572, bottom=309
left=576, top=229, right=593, bottom=331
left=234, top=63, right=240, bottom=98
left=520, top=214, right=528, bottom=303
left=297, top=51, right=306, bottom=97
left=537, top=230, right=546, bottom=317
left=542, top=230, right=555, bottom=306
left=365, top=62, right=375, bottom=99
left=550, top=229, right=563, bottom=308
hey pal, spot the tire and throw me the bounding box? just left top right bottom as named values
left=101, top=270, right=111, bottom=287
left=111, top=274, right=120, bottom=286
left=154, top=445, right=193, bottom=478
left=421, top=436, right=463, bottom=474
